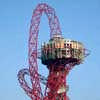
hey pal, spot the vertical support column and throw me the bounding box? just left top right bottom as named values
left=44, top=65, right=69, bottom=100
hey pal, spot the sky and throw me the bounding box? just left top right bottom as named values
left=0, top=0, right=100, bottom=100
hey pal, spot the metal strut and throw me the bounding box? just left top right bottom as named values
left=18, top=3, right=62, bottom=100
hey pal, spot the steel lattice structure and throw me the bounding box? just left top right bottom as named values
left=18, top=3, right=88, bottom=100
left=18, top=3, right=62, bottom=100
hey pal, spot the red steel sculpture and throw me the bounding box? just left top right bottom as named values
left=18, top=3, right=89, bottom=100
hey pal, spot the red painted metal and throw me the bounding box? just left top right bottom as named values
left=18, top=3, right=75, bottom=100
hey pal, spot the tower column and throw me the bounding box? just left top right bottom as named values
left=44, top=64, right=69, bottom=100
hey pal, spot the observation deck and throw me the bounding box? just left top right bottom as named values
left=41, top=34, right=85, bottom=66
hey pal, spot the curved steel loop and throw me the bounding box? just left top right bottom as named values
left=28, top=3, right=62, bottom=99
left=18, top=68, right=33, bottom=98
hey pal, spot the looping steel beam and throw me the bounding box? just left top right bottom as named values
left=18, top=3, right=62, bottom=100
